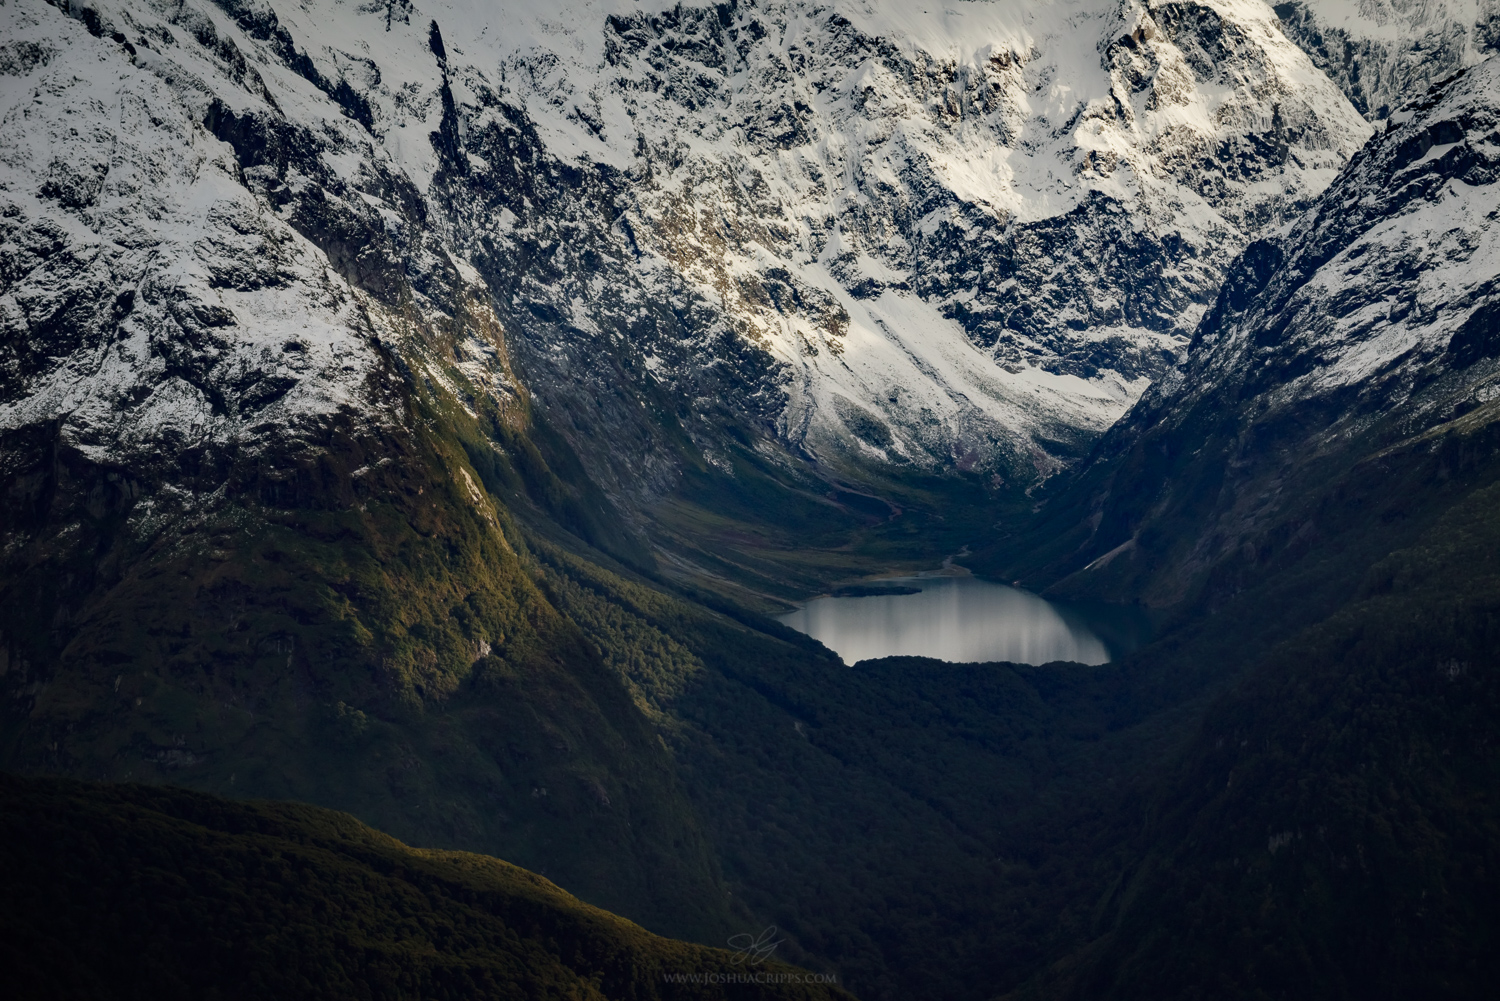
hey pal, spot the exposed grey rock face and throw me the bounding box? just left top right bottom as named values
left=1032, top=55, right=1500, bottom=602
left=1, top=0, right=1373, bottom=511
left=1178, top=57, right=1500, bottom=423
left=1274, top=0, right=1500, bottom=120
left=0, top=2, right=388, bottom=477
left=482, top=0, right=1371, bottom=481
left=0, top=0, right=534, bottom=591
left=1142, top=54, right=1500, bottom=443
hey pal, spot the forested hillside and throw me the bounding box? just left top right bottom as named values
left=0, top=772, right=851, bottom=1000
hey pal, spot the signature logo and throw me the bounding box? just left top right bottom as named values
left=727, top=926, right=781, bottom=966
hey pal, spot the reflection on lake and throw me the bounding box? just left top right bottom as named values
left=778, top=575, right=1114, bottom=666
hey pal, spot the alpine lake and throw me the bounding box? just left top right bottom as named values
left=778, top=573, right=1150, bottom=666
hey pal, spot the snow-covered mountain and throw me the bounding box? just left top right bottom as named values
left=1274, top=0, right=1499, bottom=120
left=1177, top=54, right=1499, bottom=425
left=478, top=0, right=1370, bottom=481
left=2, top=0, right=1372, bottom=509
left=1018, top=54, right=1500, bottom=602
left=0, top=0, right=530, bottom=496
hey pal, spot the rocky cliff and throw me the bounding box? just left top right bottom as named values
left=2, top=0, right=1372, bottom=511
left=1001, top=54, right=1500, bottom=609
left=1274, top=0, right=1499, bottom=120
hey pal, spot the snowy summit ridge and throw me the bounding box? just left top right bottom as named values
left=1040, top=56, right=1500, bottom=605
left=2, top=0, right=1376, bottom=499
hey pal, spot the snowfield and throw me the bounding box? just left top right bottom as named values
left=0, top=0, right=1384, bottom=490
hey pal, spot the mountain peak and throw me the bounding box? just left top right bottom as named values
left=1013, top=53, right=1500, bottom=604
left=2, top=0, right=1373, bottom=497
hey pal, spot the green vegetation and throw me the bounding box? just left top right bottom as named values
left=10, top=389, right=1498, bottom=998
left=1020, top=462, right=1500, bottom=999
left=600, top=395, right=1500, bottom=999
left=645, top=432, right=1013, bottom=613
left=527, top=530, right=1187, bottom=998
left=0, top=773, right=851, bottom=1001
left=0, top=408, right=728, bottom=942
left=3, top=254, right=1498, bottom=999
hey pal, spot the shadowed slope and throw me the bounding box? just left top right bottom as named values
left=0, top=772, right=852, bottom=1001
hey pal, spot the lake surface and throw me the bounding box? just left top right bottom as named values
left=778, top=575, right=1120, bottom=666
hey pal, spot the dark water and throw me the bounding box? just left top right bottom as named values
left=778, top=575, right=1144, bottom=666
